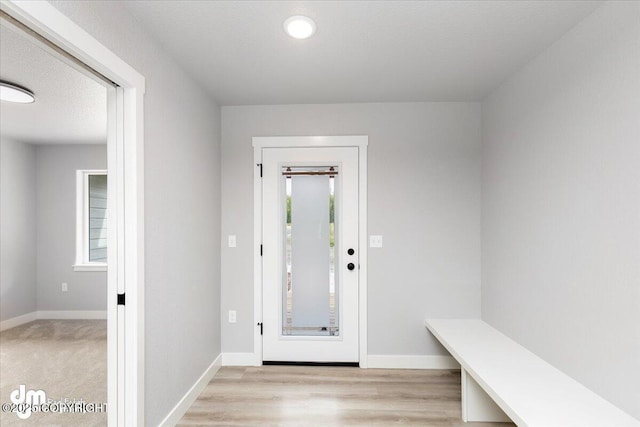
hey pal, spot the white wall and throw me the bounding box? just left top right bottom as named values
left=482, top=1, right=640, bottom=419
left=221, top=103, right=482, bottom=357
left=0, top=138, right=37, bottom=322
left=35, top=144, right=107, bottom=312
left=49, top=2, right=222, bottom=425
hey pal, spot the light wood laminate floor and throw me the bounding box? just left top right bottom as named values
left=179, top=366, right=515, bottom=426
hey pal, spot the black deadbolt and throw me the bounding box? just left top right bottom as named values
left=347, top=263, right=355, bottom=271
left=347, top=248, right=355, bottom=256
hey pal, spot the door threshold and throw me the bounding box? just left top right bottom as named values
left=263, top=361, right=359, bottom=367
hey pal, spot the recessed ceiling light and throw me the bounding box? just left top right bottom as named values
left=283, top=16, right=316, bottom=39
left=0, top=81, right=35, bottom=104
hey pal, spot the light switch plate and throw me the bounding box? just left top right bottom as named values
left=228, top=235, right=236, bottom=248
left=370, top=235, right=383, bottom=248
left=228, top=310, right=237, bottom=323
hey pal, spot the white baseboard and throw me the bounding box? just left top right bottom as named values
left=0, top=311, right=38, bottom=332
left=159, top=353, right=222, bottom=427
left=37, top=310, right=107, bottom=320
left=222, top=352, right=261, bottom=366
left=367, top=355, right=460, bottom=369
left=1, top=311, right=109, bottom=331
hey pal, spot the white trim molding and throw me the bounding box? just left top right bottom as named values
left=74, top=169, right=108, bottom=271
left=0, top=311, right=109, bottom=332
left=0, top=312, right=38, bottom=332
left=38, top=310, right=108, bottom=320
left=253, top=135, right=368, bottom=149
left=367, top=355, right=460, bottom=370
left=72, top=264, right=107, bottom=272
left=158, top=354, right=222, bottom=427
left=222, top=352, right=262, bottom=366
left=252, top=136, right=368, bottom=367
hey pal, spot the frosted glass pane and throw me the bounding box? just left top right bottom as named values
left=282, top=167, right=338, bottom=336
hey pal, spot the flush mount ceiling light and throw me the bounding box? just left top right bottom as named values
left=0, top=81, right=35, bottom=103
left=283, top=15, right=316, bottom=39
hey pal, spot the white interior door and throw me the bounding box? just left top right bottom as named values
left=262, top=147, right=359, bottom=363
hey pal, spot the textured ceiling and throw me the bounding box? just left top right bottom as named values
left=124, top=0, right=602, bottom=105
left=0, top=0, right=605, bottom=141
left=0, top=23, right=106, bottom=145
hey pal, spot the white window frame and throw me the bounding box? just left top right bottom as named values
left=74, top=169, right=108, bottom=272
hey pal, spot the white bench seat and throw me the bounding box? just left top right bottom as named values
left=425, top=319, right=640, bottom=427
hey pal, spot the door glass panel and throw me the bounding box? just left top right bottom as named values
left=282, top=166, right=339, bottom=336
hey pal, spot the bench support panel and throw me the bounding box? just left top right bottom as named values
left=462, top=369, right=512, bottom=423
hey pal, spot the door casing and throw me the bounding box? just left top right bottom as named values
left=253, top=136, right=368, bottom=367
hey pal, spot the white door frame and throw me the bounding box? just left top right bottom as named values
left=0, top=1, right=146, bottom=425
left=253, top=136, right=368, bottom=367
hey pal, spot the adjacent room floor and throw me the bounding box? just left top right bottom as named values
left=179, top=365, right=516, bottom=426
left=0, top=320, right=107, bottom=426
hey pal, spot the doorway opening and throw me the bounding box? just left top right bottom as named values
left=0, top=2, right=145, bottom=425
left=0, top=12, right=110, bottom=426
